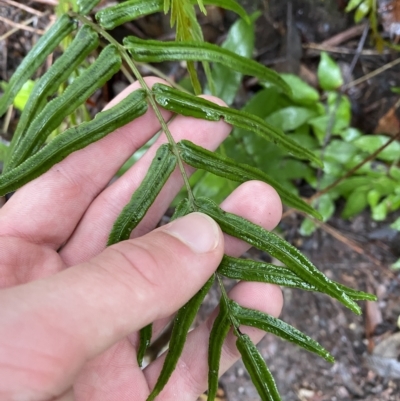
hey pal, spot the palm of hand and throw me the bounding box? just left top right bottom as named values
left=0, top=79, right=282, bottom=401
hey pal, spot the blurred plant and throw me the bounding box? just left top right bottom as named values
left=0, top=1, right=376, bottom=400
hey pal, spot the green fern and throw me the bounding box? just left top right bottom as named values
left=0, top=1, right=376, bottom=400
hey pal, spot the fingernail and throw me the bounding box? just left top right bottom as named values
left=163, top=212, right=220, bottom=253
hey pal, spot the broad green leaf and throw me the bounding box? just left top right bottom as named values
left=210, top=12, right=258, bottom=104
left=207, top=296, right=231, bottom=401
left=341, top=187, right=369, bottom=219
left=333, top=176, right=371, bottom=197
left=299, top=217, right=317, bottom=237
left=107, top=144, right=177, bottom=245
left=196, top=197, right=361, bottom=314
left=124, top=37, right=291, bottom=95
left=13, top=80, right=36, bottom=112
left=137, top=324, right=152, bottom=367
left=148, top=277, right=214, bottom=401
left=77, top=0, right=101, bottom=14
left=391, top=216, right=400, bottom=231
left=300, top=194, right=335, bottom=236
left=192, top=171, right=235, bottom=205
left=391, top=258, right=400, bottom=270
left=324, top=140, right=359, bottom=166
left=355, top=0, right=371, bottom=22
left=352, top=135, right=400, bottom=162
left=217, top=255, right=376, bottom=301
left=96, top=0, right=249, bottom=30
left=0, top=15, right=76, bottom=118
left=338, top=127, right=362, bottom=142
left=0, top=90, right=148, bottom=196
left=372, top=201, right=388, bottom=221
left=345, top=0, right=364, bottom=12
left=390, top=166, right=400, bottom=182
left=236, top=334, right=281, bottom=401
left=7, top=45, right=122, bottom=170
left=265, top=107, right=317, bottom=132
left=368, top=189, right=381, bottom=208
left=178, top=139, right=322, bottom=219
left=280, top=74, right=319, bottom=105
left=317, top=52, right=343, bottom=91
left=5, top=25, right=99, bottom=172
left=230, top=301, right=334, bottom=362
left=153, top=84, right=322, bottom=166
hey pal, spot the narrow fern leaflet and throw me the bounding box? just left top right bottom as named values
left=230, top=301, right=334, bottom=362
left=0, top=90, right=148, bottom=196
left=0, top=15, right=76, bottom=118
left=124, top=37, right=290, bottom=95
left=96, top=0, right=249, bottom=30
left=236, top=334, right=282, bottom=401
left=196, top=197, right=361, bottom=314
left=137, top=324, right=152, bottom=367
left=5, top=25, right=100, bottom=172
left=178, top=139, right=321, bottom=219
left=107, top=144, right=177, bottom=246
left=207, top=296, right=231, bottom=401
left=147, top=277, right=214, bottom=401
left=7, top=45, right=122, bottom=170
left=153, top=84, right=322, bottom=166
left=218, top=256, right=376, bottom=301
left=78, top=0, right=102, bottom=15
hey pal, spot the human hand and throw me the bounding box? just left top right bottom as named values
left=0, top=78, right=283, bottom=401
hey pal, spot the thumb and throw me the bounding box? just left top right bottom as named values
left=0, top=212, right=223, bottom=399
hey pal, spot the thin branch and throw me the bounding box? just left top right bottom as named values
left=0, top=15, right=45, bottom=35
left=344, top=57, right=400, bottom=90
left=0, top=0, right=44, bottom=16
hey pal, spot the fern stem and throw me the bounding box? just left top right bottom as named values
left=69, top=12, right=196, bottom=207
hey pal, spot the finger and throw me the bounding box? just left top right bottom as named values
left=0, top=77, right=172, bottom=249
left=0, top=213, right=223, bottom=401
left=59, top=96, right=231, bottom=266
left=143, top=182, right=284, bottom=400
left=69, top=181, right=283, bottom=401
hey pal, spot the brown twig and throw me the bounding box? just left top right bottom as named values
left=344, top=57, right=400, bottom=90
left=322, top=23, right=368, bottom=47
left=0, top=0, right=44, bottom=16
left=29, top=0, right=58, bottom=5
left=303, top=43, right=389, bottom=55
left=0, top=15, right=45, bottom=35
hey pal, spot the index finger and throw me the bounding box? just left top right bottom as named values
left=0, top=77, right=172, bottom=249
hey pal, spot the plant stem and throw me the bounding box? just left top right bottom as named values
left=69, top=12, right=196, bottom=207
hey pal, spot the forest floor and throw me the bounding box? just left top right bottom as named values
left=1, top=0, right=400, bottom=400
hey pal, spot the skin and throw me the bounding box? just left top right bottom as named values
left=0, top=77, right=283, bottom=401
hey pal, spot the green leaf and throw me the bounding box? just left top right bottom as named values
left=280, top=74, right=319, bottom=105
left=148, top=277, right=214, bottom=401
left=230, top=301, right=334, bottom=362
left=207, top=296, right=232, bottom=401
left=265, top=107, right=317, bottom=132
left=391, top=216, right=400, bottom=231
left=345, top=0, right=364, bottom=12
left=124, top=37, right=291, bottom=95
left=107, top=144, right=177, bottom=245
left=341, top=187, right=369, bottom=219
left=137, top=324, right=152, bottom=367
left=236, top=333, right=281, bottom=401
left=372, top=201, right=388, bottom=221
left=178, top=139, right=322, bottom=219
left=217, top=255, right=377, bottom=301
left=0, top=89, right=148, bottom=196
left=7, top=45, right=122, bottom=170
left=210, top=12, right=258, bottom=104
left=13, top=80, right=36, bottom=112
left=352, top=135, right=400, bottom=162
left=317, top=52, right=343, bottom=91
left=96, top=0, right=249, bottom=30
left=5, top=25, right=100, bottom=172
left=196, top=197, right=361, bottom=314
left=354, top=0, right=371, bottom=22
left=77, top=0, right=101, bottom=14
left=0, top=15, right=76, bottom=118
left=193, top=171, right=235, bottom=204
left=153, top=84, right=321, bottom=166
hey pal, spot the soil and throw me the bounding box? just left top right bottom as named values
left=1, top=1, right=400, bottom=400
